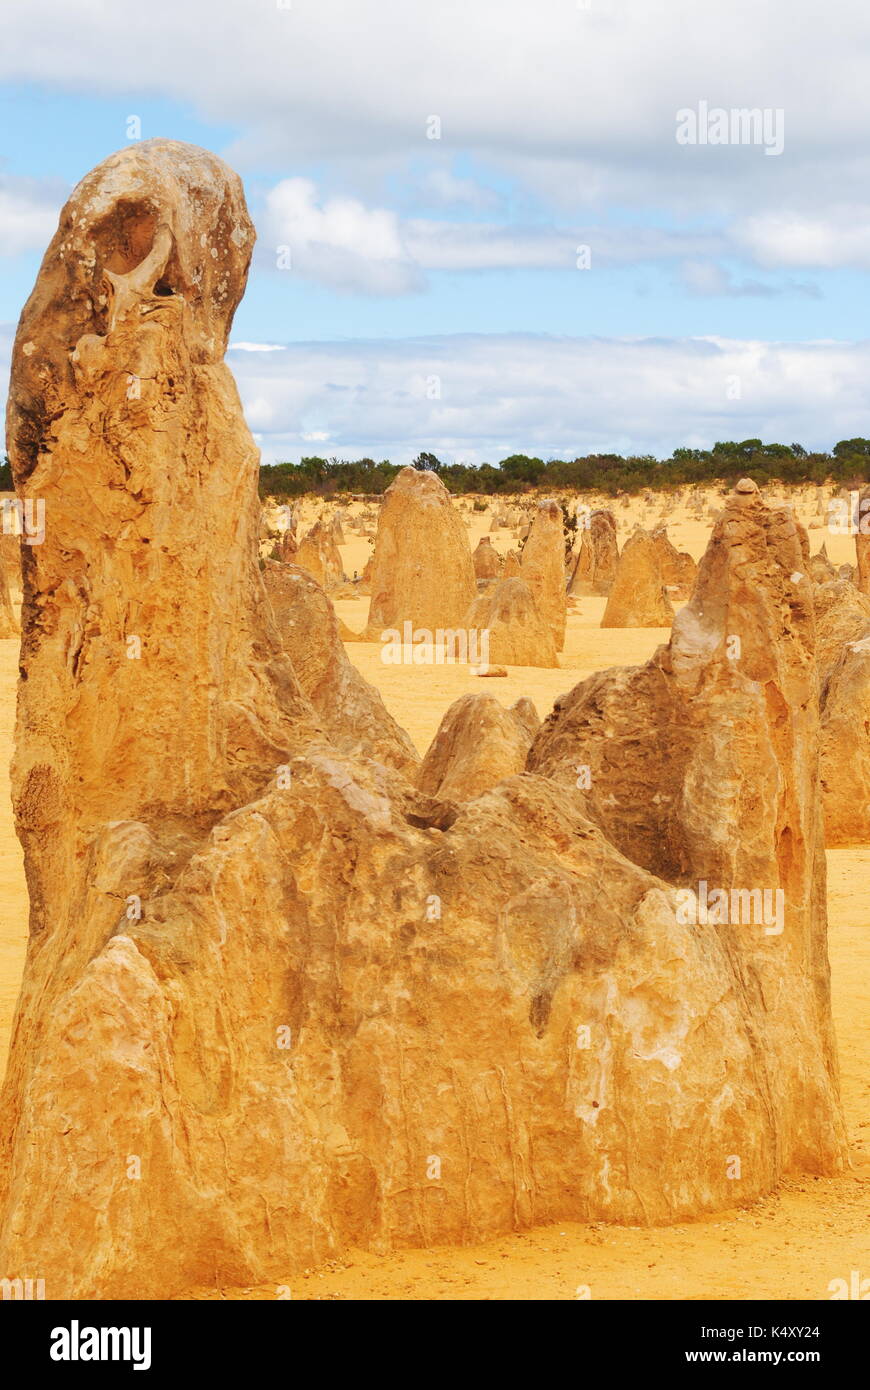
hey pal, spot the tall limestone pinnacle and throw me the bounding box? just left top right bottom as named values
left=0, top=150, right=846, bottom=1297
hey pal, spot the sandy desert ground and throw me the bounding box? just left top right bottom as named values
left=1, top=487, right=867, bottom=1299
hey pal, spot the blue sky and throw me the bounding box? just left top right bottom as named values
left=2, top=0, right=869, bottom=463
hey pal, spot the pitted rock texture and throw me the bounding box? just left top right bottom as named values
left=529, top=481, right=845, bottom=1178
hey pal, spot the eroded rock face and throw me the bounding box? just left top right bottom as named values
left=0, top=151, right=846, bottom=1300
left=857, top=486, right=870, bottom=595
left=601, top=528, right=674, bottom=628
left=463, top=576, right=559, bottom=668
left=294, top=519, right=344, bottom=590
left=809, top=544, right=836, bottom=585
left=365, top=468, right=475, bottom=639
left=417, top=694, right=535, bottom=801
left=0, top=552, right=18, bottom=638
left=649, top=526, right=697, bottom=600
left=473, top=535, right=502, bottom=580
left=569, top=509, right=618, bottom=595
left=520, top=499, right=567, bottom=651
left=814, top=581, right=870, bottom=844
left=814, top=580, right=870, bottom=678
left=263, top=562, right=418, bottom=776
left=529, top=480, right=845, bottom=1177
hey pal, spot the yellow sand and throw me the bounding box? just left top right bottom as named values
left=2, top=486, right=868, bottom=1299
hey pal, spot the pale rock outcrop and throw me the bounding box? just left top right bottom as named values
left=263, top=562, right=418, bottom=776
left=0, top=496, right=24, bottom=593
left=809, top=544, right=836, bottom=585
left=0, top=551, right=18, bottom=638
left=473, top=535, right=502, bottom=580
left=364, top=467, right=475, bottom=639
left=529, top=478, right=845, bottom=1177
left=650, top=525, right=697, bottom=600
left=568, top=509, right=618, bottom=595
left=417, top=694, right=535, bottom=801
left=502, top=549, right=521, bottom=578
left=294, top=519, right=344, bottom=590
left=0, top=150, right=846, bottom=1301
left=814, top=580, right=870, bottom=678
left=463, top=576, right=559, bottom=668
left=601, top=528, right=674, bottom=628
left=857, top=485, right=870, bottom=594
left=814, top=580, right=870, bottom=845
left=819, top=636, right=870, bottom=845
left=519, top=498, right=567, bottom=651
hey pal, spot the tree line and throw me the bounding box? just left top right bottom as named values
left=257, top=440, right=870, bottom=498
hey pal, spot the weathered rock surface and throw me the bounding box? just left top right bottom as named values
left=519, top=499, right=567, bottom=651
left=417, top=694, right=535, bottom=801
left=473, top=535, right=502, bottom=580
left=529, top=479, right=845, bottom=1177
left=650, top=525, right=697, bottom=600
left=601, top=528, right=674, bottom=628
left=856, top=486, right=870, bottom=594
left=263, top=562, right=418, bottom=776
left=0, top=551, right=18, bottom=638
left=365, top=467, right=475, bottom=639
left=814, top=580, right=870, bottom=844
left=463, top=576, right=559, bottom=668
left=814, top=580, right=870, bottom=678
left=808, top=543, right=836, bottom=585
left=569, top=509, right=618, bottom=595
left=294, top=519, right=344, bottom=590
left=0, top=151, right=846, bottom=1302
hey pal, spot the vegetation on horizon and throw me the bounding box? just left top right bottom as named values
left=258, top=439, right=870, bottom=499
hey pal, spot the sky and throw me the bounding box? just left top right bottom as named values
left=1, top=0, right=869, bottom=464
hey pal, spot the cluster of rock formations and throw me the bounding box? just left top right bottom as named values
left=360, top=470, right=567, bottom=668
left=0, top=141, right=856, bottom=1300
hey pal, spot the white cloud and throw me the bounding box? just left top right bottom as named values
left=224, top=332, right=870, bottom=462
left=256, top=178, right=726, bottom=289
left=261, top=178, right=423, bottom=294
left=415, top=168, right=500, bottom=211
left=229, top=342, right=288, bottom=352
left=2, top=0, right=870, bottom=224
left=736, top=210, right=870, bottom=269
left=0, top=176, right=64, bottom=256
